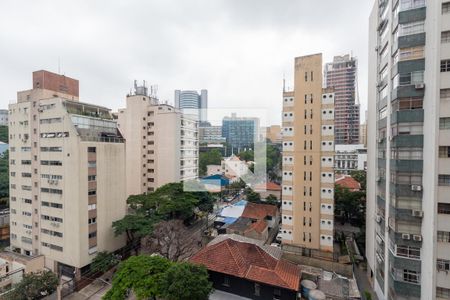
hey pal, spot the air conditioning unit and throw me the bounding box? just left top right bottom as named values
left=415, top=83, right=425, bottom=89
left=412, top=210, right=423, bottom=218
left=38, top=108, right=44, bottom=113
left=413, top=235, right=422, bottom=242
left=402, top=233, right=411, bottom=240
left=376, top=215, right=382, bottom=223
left=411, top=185, right=422, bottom=192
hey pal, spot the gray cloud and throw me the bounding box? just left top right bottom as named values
left=0, top=0, right=373, bottom=124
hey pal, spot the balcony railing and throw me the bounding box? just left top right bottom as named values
left=399, top=0, right=426, bottom=12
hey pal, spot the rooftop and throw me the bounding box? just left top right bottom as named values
left=190, top=236, right=301, bottom=291
left=335, top=175, right=361, bottom=191
left=254, top=182, right=282, bottom=191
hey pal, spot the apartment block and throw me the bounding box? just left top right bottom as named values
left=118, top=83, right=198, bottom=196
left=366, top=1, right=450, bottom=299
left=280, top=54, right=335, bottom=253
left=8, top=70, right=126, bottom=277
left=325, top=55, right=360, bottom=145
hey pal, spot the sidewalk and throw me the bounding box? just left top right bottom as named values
left=354, top=264, right=378, bottom=300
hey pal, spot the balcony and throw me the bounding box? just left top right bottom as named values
left=391, top=135, right=423, bottom=148
left=398, top=32, right=426, bottom=49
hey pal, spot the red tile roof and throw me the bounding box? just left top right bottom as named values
left=245, top=219, right=267, bottom=233
left=335, top=175, right=361, bottom=191
left=254, top=182, right=282, bottom=191
left=241, top=202, right=278, bottom=220
left=190, top=238, right=301, bottom=291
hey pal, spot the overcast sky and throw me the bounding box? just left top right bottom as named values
left=0, top=0, right=373, bottom=125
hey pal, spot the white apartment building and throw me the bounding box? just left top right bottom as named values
left=118, top=83, right=198, bottom=195
left=335, top=144, right=367, bottom=174
left=0, top=109, right=8, bottom=126
left=366, top=1, right=450, bottom=299
left=206, top=154, right=250, bottom=181
left=8, top=70, right=126, bottom=278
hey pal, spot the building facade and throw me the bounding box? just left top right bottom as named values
left=118, top=84, right=198, bottom=196
left=335, top=144, right=367, bottom=174
left=266, top=125, right=282, bottom=144
left=0, top=110, right=8, bottom=126
left=199, top=125, right=226, bottom=144
left=174, top=89, right=208, bottom=123
left=366, top=1, right=450, bottom=299
left=280, top=54, right=335, bottom=253
left=324, top=55, right=360, bottom=145
left=222, top=113, right=260, bottom=152
left=8, top=70, right=127, bottom=277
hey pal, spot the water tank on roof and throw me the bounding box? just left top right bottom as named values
left=301, top=280, right=317, bottom=298
left=308, top=289, right=326, bottom=300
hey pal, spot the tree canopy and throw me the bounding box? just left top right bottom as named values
left=199, top=149, right=222, bottom=176
left=103, top=255, right=172, bottom=300
left=159, top=262, right=213, bottom=300
left=334, top=185, right=366, bottom=226
left=103, top=256, right=212, bottom=300
left=0, top=126, right=8, bottom=143
left=8, top=270, right=58, bottom=300
left=112, top=182, right=214, bottom=242
left=90, top=251, right=120, bottom=274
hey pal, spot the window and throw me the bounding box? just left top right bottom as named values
left=438, top=203, right=450, bottom=214
left=396, top=245, right=421, bottom=259
left=443, top=2, right=450, bottom=14
left=41, top=215, right=63, bottom=223
left=40, top=147, right=62, bottom=152
left=88, top=204, right=96, bottom=210
left=442, top=31, right=450, bottom=43
left=222, top=276, right=230, bottom=287
left=273, top=289, right=281, bottom=300
left=41, top=160, right=62, bottom=166
left=254, top=283, right=260, bottom=296
left=87, top=147, right=96, bottom=153
left=438, top=231, right=450, bottom=243
left=441, top=59, right=450, bottom=72
left=88, top=161, right=96, bottom=168
left=88, top=231, right=97, bottom=239
left=88, top=190, right=97, bottom=196
left=403, top=269, right=419, bottom=284
left=439, top=175, right=450, bottom=186
left=41, top=242, right=63, bottom=252
left=40, top=188, right=63, bottom=194
left=442, top=89, right=450, bottom=100
left=440, top=118, right=450, bottom=130
left=437, top=287, right=450, bottom=299
left=440, top=147, right=450, bottom=158
left=437, top=259, right=450, bottom=272
left=399, top=21, right=425, bottom=36
left=88, top=175, right=96, bottom=181
left=88, top=217, right=97, bottom=224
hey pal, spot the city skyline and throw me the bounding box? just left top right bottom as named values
left=0, top=0, right=372, bottom=125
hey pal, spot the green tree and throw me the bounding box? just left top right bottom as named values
left=90, top=251, right=120, bottom=273
left=334, top=185, right=366, bottom=226
left=159, top=262, right=213, bottom=300
left=0, top=126, right=8, bottom=143
left=112, top=213, right=156, bottom=243
left=8, top=270, right=58, bottom=300
left=265, top=194, right=279, bottom=206
left=237, top=150, right=254, bottom=162
left=350, top=170, right=367, bottom=191
left=245, top=188, right=261, bottom=203
left=103, top=255, right=172, bottom=300
left=199, top=149, right=222, bottom=176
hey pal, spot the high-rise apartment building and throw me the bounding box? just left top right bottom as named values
left=280, top=54, right=335, bottom=254
left=118, top=84, right=199, bottom=196
left=174, top=90, right=208, bottom=123
left=366, top=1, right=450, bottom=299
left=325, top=54, right=360, bottom=145
left=222, top=113, right=260, bottom=153
left=8, top=70, right=126, bottom=277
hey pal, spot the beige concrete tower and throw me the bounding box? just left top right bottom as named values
left=281, top=54, right=335, bottom=254
left=8, top=71, right=126, bottom=278
left=117, top=84, right=198, bottom=196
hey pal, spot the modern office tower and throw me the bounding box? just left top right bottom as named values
left=0, top=109, right=9, bottom=126
left=118, top=83, right=199, bottom=196
left=280, top=54, right=335, bottom=254
left=324, top=54, right=360, bottom=145
left=8, top=70, right=126, bottom=277
left=366, top=1, right=450, bottom=299
left=174, top=90, right=208, bottom=123
left=222, top=113, right=260, bottom=153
